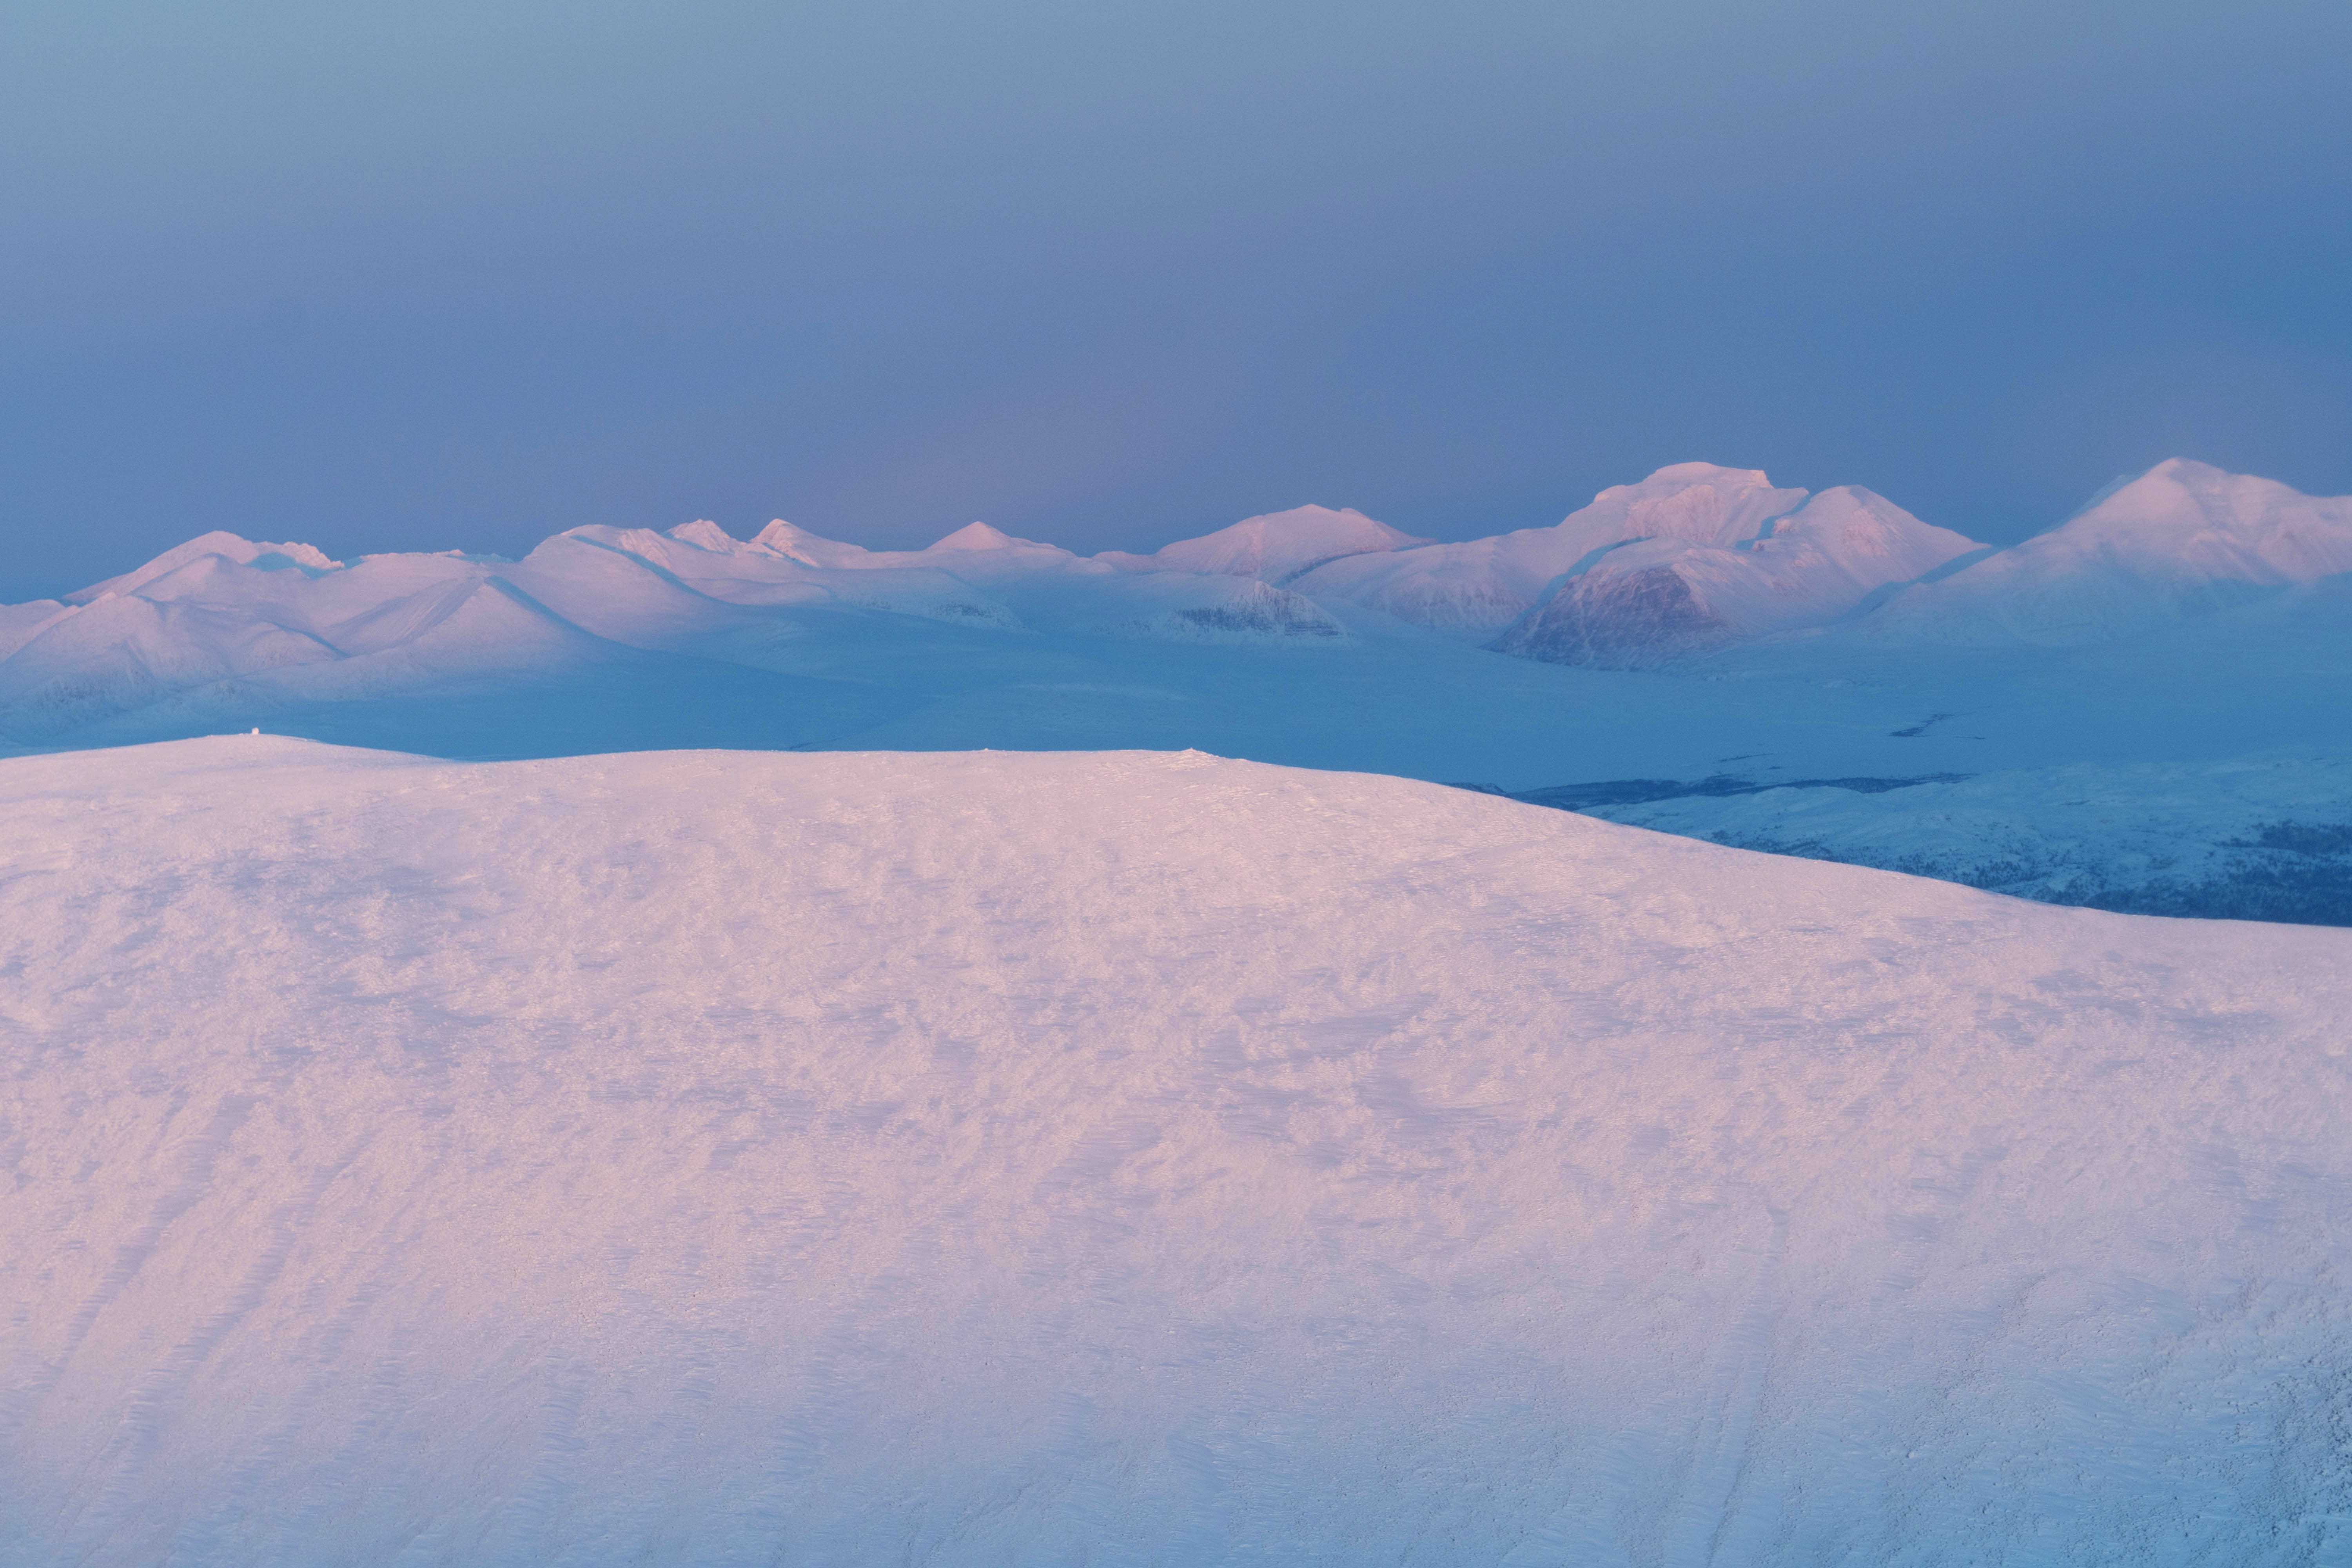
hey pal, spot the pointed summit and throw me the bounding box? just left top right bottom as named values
left=928, top=522, right=1029, bottom=552
left=666, top=520, right=737, bottom=552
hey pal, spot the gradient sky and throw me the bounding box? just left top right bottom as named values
left=5, top=0, right=2349, bottom=600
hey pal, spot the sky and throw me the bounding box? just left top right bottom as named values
left=4, top=0, right=2349, bottom=601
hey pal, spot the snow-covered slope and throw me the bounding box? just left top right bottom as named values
left=4, top=738, right=2348, bottom=1565
left=1286, top=463, right=1812, bottom=639
left=1096, top=503, right=1433, bottom=583
left=1860, top=457, right=2352, bottom=644
left=65, top=530, right=343, bottom=604
left=1492, top=485, right=1983, bottom=667
left=0, top=517, right=1360, bottom=747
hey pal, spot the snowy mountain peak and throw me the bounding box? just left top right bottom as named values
left=1490, top=483, right=1981, bottom=668
left=1755, top=485, right=1979, bottom=563
left=1566, top=463, right=1809, bottom=550
left=666, top=520, right=738, bottom=552
left=929, top=521, right=1031, bottom=552
left=67, top=531, right=342, bottom=605
left=1099, top=504, right=1434, bottom=583
left=749, top=519, right=872, bottom=568
left=1858, top=459, right=2352, bottom=645
left=2057, top=457, right=2352, bottom=561
left=1277, top=465, right=1816, bottom=642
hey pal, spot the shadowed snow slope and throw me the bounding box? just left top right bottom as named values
left=3, top=737, right=2348, bottom=1565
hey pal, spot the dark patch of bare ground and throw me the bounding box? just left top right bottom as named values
left=1457, top=775, right=2352, bottom=927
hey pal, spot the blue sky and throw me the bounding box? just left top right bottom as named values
left=5, top=1, right=2348, bottom=598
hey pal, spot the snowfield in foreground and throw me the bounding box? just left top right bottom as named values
left=3, top=739, right=2349, bottom=1565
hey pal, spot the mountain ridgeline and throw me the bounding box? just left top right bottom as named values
left=7, top=457, right=2351, bottom=927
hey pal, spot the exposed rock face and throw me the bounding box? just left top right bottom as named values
left=1110, top=580, right=1348, bottom=643
left=1287, top=464, right=1808, bottom=639
left=1483, top=483, right=1982, bottom=668
left=1489, top=563, right=1732, bottom=668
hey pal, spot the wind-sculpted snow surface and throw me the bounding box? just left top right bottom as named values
left=3, top=738, right=2350, bottom=1565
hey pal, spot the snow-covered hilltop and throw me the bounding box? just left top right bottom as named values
left=5, top=738, right=2348, bottom=1563
left=5, top=456, right=2348, bottom=924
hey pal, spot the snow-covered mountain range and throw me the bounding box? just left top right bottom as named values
left=5, top=456, right=2348, bottom=921
left=6, top=738, right=2347, bottom=1563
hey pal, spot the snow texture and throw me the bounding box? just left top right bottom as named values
left=4, top=737, right=2350, bottom=1565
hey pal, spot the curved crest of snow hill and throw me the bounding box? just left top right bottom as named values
left=67, top=530, right=341, bottom=605
left=1492, top=486, right=1984, bottom=667
left=1858, top=458, right=2352, bottom=645
left=2, top=740, right=2346, bottom=1561
left=1097, top=504, right=1435, bottom=584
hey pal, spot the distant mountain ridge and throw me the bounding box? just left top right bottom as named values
left=5, top=456, right=2349, bottom=926
left=15, top=459, right=2349, bottom=706
left=1858, top=457, right=2352, bottom=644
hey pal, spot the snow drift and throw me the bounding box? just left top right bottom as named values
left=3, top=738, right=2348, bottom=1564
